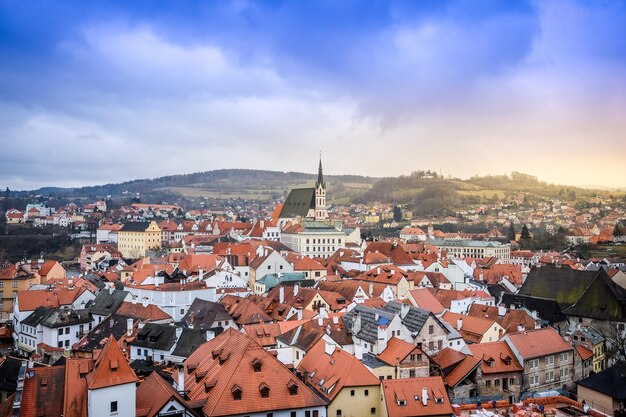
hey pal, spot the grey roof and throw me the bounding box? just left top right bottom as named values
left=170, top=328, right=207, bottom=358
left=41, top=308, right=91, bottom=328
left=256, top=272, right=308, bottom=291
left=120, top=221, right=152, bottom=232
left=501, top=293, right=567, bottom=324
left=342, top=305, right=395, bottom=344
left=88, top=289, right=129, bottom=316
left=22, top=306, right=55, bottom=327
left=279, top=188, right=315, bottom=219
left=381, top=301, right=445, bottom=335
left=180, top=298, right=232, bottom=331
left=576, top=365, right=626, bottom=400
left=0, top=356, right=23, bottom=393
left=361, top=352, right=389, bottom=370
left=73, top=314, right=130, bottom=352
left=132, top=323, right=177, bottom=351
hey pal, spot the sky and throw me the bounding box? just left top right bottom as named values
left=1, top=0, right=625, bottom=190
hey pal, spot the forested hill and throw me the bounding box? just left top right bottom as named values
left=26, top=169, right=378, bottom=202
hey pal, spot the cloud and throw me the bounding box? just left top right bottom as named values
left=0, top=0, right=625, bottom=190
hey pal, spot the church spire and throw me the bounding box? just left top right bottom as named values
left=316, top=152, right=325, bottom=189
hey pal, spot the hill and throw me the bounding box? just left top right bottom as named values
left=27, top=169, right=379, bottom=204
left=358, top=170, right=609, bottom=216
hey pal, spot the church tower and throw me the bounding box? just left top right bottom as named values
left=314, top=155, right=328, bottom=221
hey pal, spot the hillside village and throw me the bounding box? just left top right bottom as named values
left=0, top=160, right=626, bottom=417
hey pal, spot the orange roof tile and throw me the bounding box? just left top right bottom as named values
left=298, top=339, right=380, bottom=401
left=505, top=327, right=573, bottom=359
left=408, top=288, right=446, bottom=315
left=467, top=341, right=523, bottom=374
left=185, top=329, right=325, bottom=416
left=86, top=337, right=138, bottom=390
left=377, top=337, right=424, bottom=366
left=382, top=377, right=453, bottom=417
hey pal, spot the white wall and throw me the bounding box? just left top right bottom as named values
left=88, top=383, right=136, bottom=417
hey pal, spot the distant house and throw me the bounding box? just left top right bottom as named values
left=117, top=221, right=162, bottom=258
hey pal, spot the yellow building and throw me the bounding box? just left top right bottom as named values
left=0, top=263, right=42, bottom=322
left=298, top=340, right=382, bottom=417
left=117, top=221, right=162, bottom=259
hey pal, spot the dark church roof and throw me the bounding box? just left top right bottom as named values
left=519, top=266, right=626, bottom=322
left=279, top=188, right=315, bottom=219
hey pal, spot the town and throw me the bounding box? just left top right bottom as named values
left=0, top=158, right=625, bottom=417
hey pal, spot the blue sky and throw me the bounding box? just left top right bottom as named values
left=1, top=0, right=625, bottom=189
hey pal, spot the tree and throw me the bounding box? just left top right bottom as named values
left=520, top=225, right=531, bottom=240
left=3, top=187, right=9, bottom=199
left=507, top=224, right=516, bottom=241
left=614, top=223, right=623, bottom=237
left=392, top=206, right=402, bottom=222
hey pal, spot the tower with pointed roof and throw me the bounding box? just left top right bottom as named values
left=314, top=155, right=328, bottom=221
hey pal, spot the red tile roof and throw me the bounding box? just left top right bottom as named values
left=467, top=341, right=523, bottom=374
left=377, top=337, right=424, bottom=366
left=382, top=376, right=453, bottom=417
left=136, top=372, right=197, bottom=417
left=63, top=358, right=92, bottom=417
left=408, top=288, right=446, bottom=315
left=185, top=329, right=325, bottom=416
left=505, top=327, right=573, bottom=359
left=116, top=301, right=172, bottom=322
left=298, top=339, right=380, bottom=401
left=86, top=337, right=138, bottom=390
left=19, top=365, right=66, bottom=417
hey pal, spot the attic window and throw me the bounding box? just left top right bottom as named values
left=204, top=380, right=216, bottom=393
left=110, top=359, right=119, bottom=371
left=486, top=359, right=495, bottom=368
left=503, top=357, right=512, bottom=365
left=287, top=380, right=299, bottom=395
left=397, top=400, right=406, bottom=406
left=231, top=385, right=242, bottom=401
left=251, top=358, right=263, bottom=372
left=219, top=352, right=230, bottom=365
left=40, top=378, right=48, bottom=387
left=187, top=362, right=198, bottom=373
left=195, top=370, right=208, bottom=382
left=212, top=348, right=223, bottom=359
left=259, top=382, right=270, bottom=398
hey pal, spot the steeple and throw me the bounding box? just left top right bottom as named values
left=316, top=152, right=326, bottom=189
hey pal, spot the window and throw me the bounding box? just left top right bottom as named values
left=110, top=401, right=118, bottom=414
left=65, top=340, right=69, bottom=347
left=485, top=380, right=491, bottom=387
left=350, top=390, right=355, bottom=396
left=428, top=341, right=434, bottom=351
left=429, top=325, right=434, bottom=334
left=267, top=414, right=273, bottom=417
left=58, top=328, right=63, bottom=336
left=364, top=389, right=369, bottom=396
left=371, top=408, right=376, bottom=415
left=494, top=379, right=500, bottom=387
left=546, top=371, right=554, bottom=382
left=291, top=413, right=297, bottom=417
left=13, top=281, right=18, bottom=288
left=509, top=377, right=515, bottom=384
left=65, top=327, right=70, bottom=334
left=546, top=355, right=554, bottom=365
left=438, top=340, right=443, bottom=350
left=530, top=375, right=539, bottom=386
left=560, top=352, right=568, bottom=362
left=529, top=359, right=539, bottom=369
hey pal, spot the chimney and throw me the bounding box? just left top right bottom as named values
left=108, top=286, right=114, bottom=295
left=324, top=341, right=335, bottom=356
left=206, top=330, right=215, bottom=341
left=318, top=315, right=324, bottom=327
left=319, top=306, right=328, bottom=319
left=126, top=318, right=134, bottom=336
left=279, top=286, right=285, bottom=304
left=297, top=309, right=303, bottom=320
left=177, top=364, right=185, bottom=393
left=377, top=267, right=381, bottom=275
left=109, top=318, right=115, bottom=328
left=422, top=387, right=428, bottom=406
left=176, top=326, right=183, bottom=339
left=369, top=282, right=374, bottom=298
left=354, top=343, right=363, bottom=360
left=294, top=284, right=299, bottom=296
left=332, top=316, right=339, bottom=324
left=199, top=269, right=204, bottom=280
left=401, top=303, right=410, bottom=319
left=456, top=318, right=463, bottom=330
left=517, top=324, right=525, bottom=332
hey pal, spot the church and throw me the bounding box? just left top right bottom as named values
left=278, top=157, right=348, bottom=259
left=277, top=157, right=329, bottom=226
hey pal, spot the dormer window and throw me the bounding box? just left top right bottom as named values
left=219, top=352, right=230, bottom=365
left=110, top=359, right=118, bottom=372
left=287, top=380, right=298, bottom=395
left=204, top=380, right=216, bottom=393
left=259, top=382, right=270, bottom=398
left=252, top=358, right=263, bottom=372
left=232, top=385, right=242, bottom=401
left=187, top=362, right=198, bottom=374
